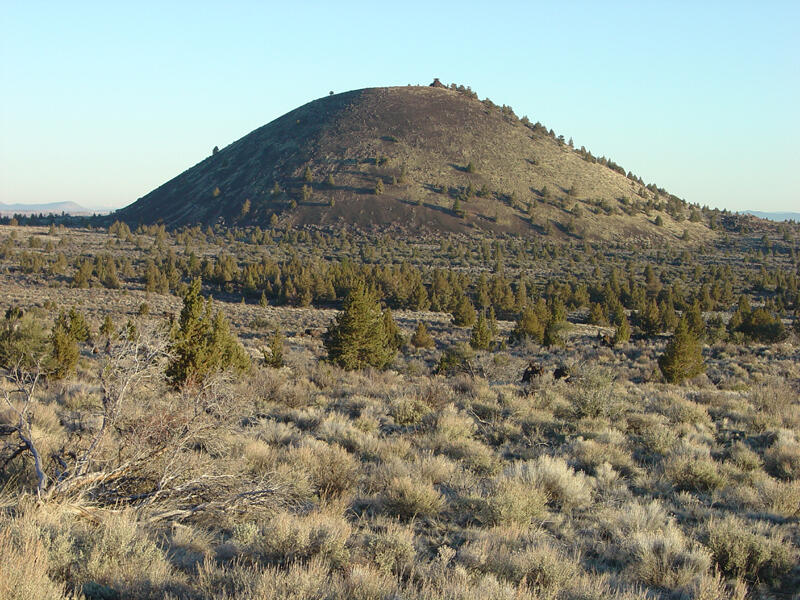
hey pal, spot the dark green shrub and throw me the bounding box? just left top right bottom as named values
left=66, top=308, right=91, bottom=343
left=436, top=343, right=475, bottom=376
left=738, top=308, right=787, bottom=343
left=99, top=314, right=115, bottom=339
left=613, top=312, right=631, bottom=345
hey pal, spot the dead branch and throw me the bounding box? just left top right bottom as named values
left=1, top=368, right=48, bottom=497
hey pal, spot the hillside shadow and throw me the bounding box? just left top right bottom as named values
left=422, top=183, right=446, bottom=194
left=422, top=202, right=460, bottom=219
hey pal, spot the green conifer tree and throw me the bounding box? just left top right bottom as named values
left=100, top=314, right=115, bottom=339
left=383, top=308, right=405, bottom=351
left=410, top=321, right=435, bottom=349
left=49, top=312, right=79, bottom=380
left=588, top=302, right=608, bottom=325
left=613, top=312, right=631, bottom=346
left=0, top=307, right=49, bottom=375
left=638, top=298, right=662, bottom=336
left=510, top=304, right=545, bottom=344
left=685, top=299, right=705, bottom=338
left=323, top=285, right=396, bottom=370
left=166, top=278, right=250, bottom=389
left=469, top=311, right=493, bottom=350
left=658, top=317, right=705, bottom=383
left=451, top=293, right=476, bottom=326
left=262, top=327, right=284, bottom=368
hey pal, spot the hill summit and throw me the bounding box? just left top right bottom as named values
left=116, top=83, right=710, bottom=242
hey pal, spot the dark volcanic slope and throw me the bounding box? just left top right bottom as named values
left=116, top=85, right=711, bottom=242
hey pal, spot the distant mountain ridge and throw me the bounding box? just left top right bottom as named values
left=743, top=210, right=800, bottom=222
left=0, top=201, right=99, bottom=216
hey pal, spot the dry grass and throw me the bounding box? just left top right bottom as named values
left=1, top=224, right=799, bottom=599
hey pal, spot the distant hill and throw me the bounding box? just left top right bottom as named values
left=743, top=210, right=800, bottom=222
left=0, top=201, right=98, bottom=216
left=115, top=84, right=717, bottom=243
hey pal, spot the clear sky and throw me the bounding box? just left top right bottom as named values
left=1, top=1, right=798, bottom=212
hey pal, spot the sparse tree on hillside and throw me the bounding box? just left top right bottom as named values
left=452, top=197, right=465, bottom=218
left=100, top=314, right=115, bottom=340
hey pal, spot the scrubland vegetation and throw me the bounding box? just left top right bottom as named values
left=0, top=218, right=799, bottom=599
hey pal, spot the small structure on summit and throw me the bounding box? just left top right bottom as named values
left=430, top=78, right=446, bottom=88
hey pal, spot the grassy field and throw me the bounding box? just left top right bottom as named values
left=0, top=222, right=798, bottom=599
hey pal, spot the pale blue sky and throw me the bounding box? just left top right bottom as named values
left=1, top=1, right=798, bottom=212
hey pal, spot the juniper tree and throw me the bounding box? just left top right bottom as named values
left=613, top=312, right=631, bottom=346
left=323, top=284, right=396, bottom=370
left=738, top=308, right=787, bottom=343
left=410, top=321, right=434, bottom=349
left=383, top=308, right=405, bottom=351
left=0, top=308, right=48, bottom=375
left=685, top=299, right=705, bottom=339
left=166, top=278, right=250, bottom=389
left=262, top=327, right=284, bottom=368
left=66, top=308, right=91, bottom=343
left=100, top=314, right=115, bottom=339
left=451, top=293, right=476, bottom=327
left=49, top=312, right=79, bottom=380
left=510, top=304, right=545, bottom=345
left=469, top=310, right=493, bottom=350
left=658, top=317, right=705, bottom=384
